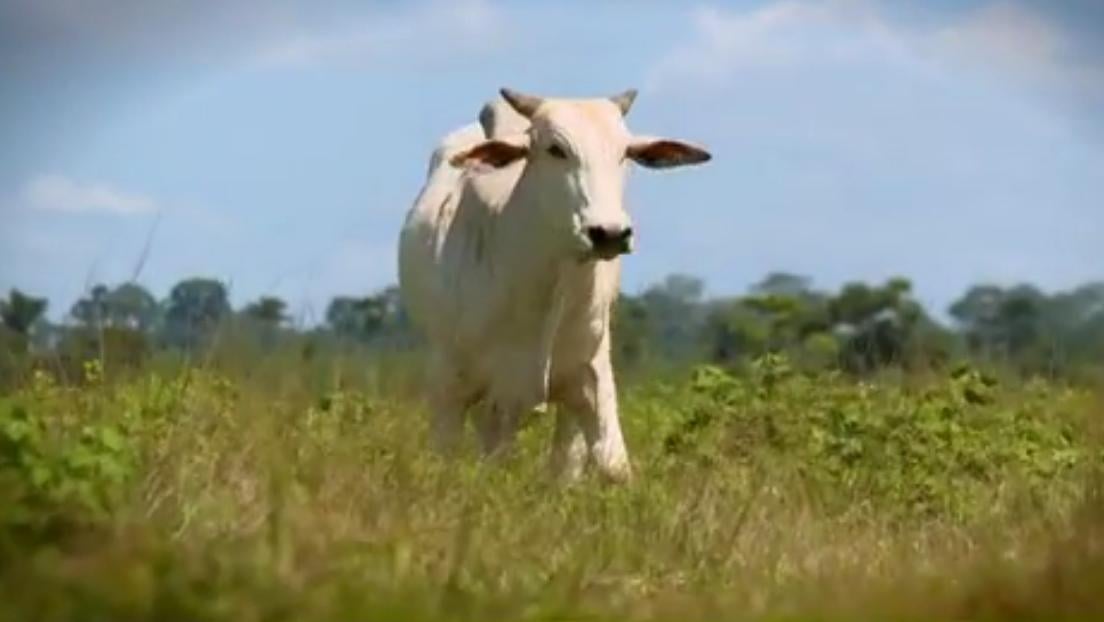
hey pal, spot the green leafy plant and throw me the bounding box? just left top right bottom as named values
left=0, top=368, right=137, bottom=535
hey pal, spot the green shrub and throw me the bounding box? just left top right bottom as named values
left=659, top=355, right=1088, bottom=519
left=0, top=364, right=138, bottom=538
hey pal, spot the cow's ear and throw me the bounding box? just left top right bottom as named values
left=449, top=138, right=529, bottom=171
left=627, top=136, right=711, bottom=169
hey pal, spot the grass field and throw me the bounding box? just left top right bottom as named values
left=2, top=353, right=1103, bottom=621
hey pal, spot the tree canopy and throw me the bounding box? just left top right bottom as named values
left=3, top=273, right=1102, bottom=384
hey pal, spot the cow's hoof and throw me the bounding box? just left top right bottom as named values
left=598, top=462, right=633, bottom=484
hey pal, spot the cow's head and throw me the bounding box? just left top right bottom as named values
left=450, top=88, right=711, bottom=261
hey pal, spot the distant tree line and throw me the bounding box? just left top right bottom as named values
left=2, top=272, right=1102, bottom=386
left=611, top=273, right=1104, bottom=379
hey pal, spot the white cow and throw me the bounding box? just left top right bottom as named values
left=398, top=88, right=711, bottom=481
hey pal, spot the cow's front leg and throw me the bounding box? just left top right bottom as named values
left=549, top=408, right=587, bottom=482
left=478, top=347, right=549, bottom=459
left=427, top=353, right=479, bottom=455
left=555, top=350, right=631, bottom=482
left=475, top=399, right=523, bottom=459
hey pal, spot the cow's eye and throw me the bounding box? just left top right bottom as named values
left=547, top=144, right=567, bottom=159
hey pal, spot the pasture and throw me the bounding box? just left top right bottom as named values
left=3, top=350, right=1101, bottom=621
left=5, top=4, right=1104, bottom=619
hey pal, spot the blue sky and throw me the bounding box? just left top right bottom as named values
left=1, top=0, right=1102, bottom=323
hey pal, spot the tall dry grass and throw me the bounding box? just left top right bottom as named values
left=1, top=353, right=1101, bottom=621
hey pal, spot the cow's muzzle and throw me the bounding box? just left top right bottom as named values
left=585, top=225, right=633, bottom=260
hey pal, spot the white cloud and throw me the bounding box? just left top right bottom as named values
left=925, top=5, right=1104, bottom=118
left=24, top=174, right=158, bottom=215
left=649, top=0, right=1099, bottom=100
left=253, top=0, right=506, bottom=68
left=648, top=0, right=908, bottom=89
left=926, top=2, right=1075, bottom=88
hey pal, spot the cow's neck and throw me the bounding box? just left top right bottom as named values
left=493, top=166, right=613, bottom=321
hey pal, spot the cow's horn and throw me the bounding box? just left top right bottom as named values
left=499, top=87, right=544, bottom=119
left=609, top=88, right=638, bottom=116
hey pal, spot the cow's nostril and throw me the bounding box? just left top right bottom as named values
left=586, top=226, right=632, bottom=245
left=586, top=226, right=609, bottom=246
